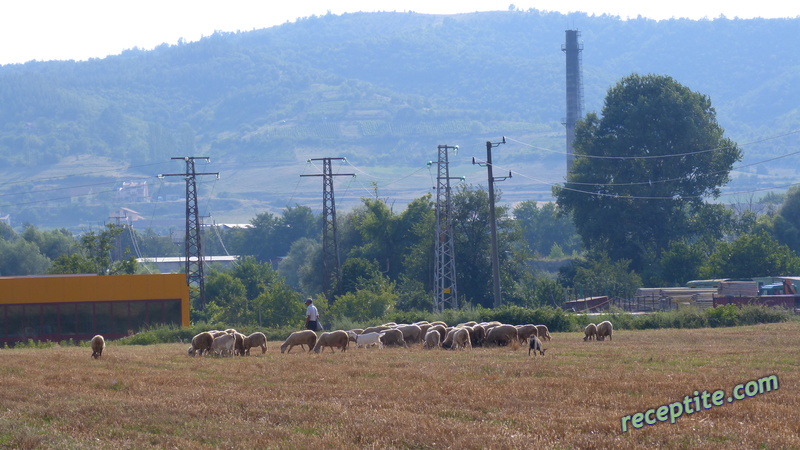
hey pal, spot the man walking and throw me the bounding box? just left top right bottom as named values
left=305, top=298, right=319, bottom=331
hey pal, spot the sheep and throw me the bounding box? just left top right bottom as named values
left=428, top=321, right=448, bottom=328
left=535, top=325, right=552, bottom=341
left=423, top=329, right=441, bottom=350
left=416, top=322, right=432, bottom=338
left=362, top=325, right=390, bottom=335
left=484, top=324, right=519, bottom=347
left=280, top=330, right=318, bottom=353
left=396, top=324, right=423, bottom=345
left=313, top=330, right=350, bottom=353
left=596, top=320, right=613, bottom=341
left=188, top=331, right=214, bottom=356
left=469, top=324, right=486, bottom=347
left=528, top=335, right=546, bottom=356
left=210, top=330, right=228, bottom=338
left=90, top=335, right=105, bottom=359
left=427, top=324, right=447, bottom=343
left=243, top=332, right=267, bottom=355
left=355, top=331, right=384, bottom=349
left=440, top=328, right=458, bottom=349
left=583, top=323, right=598, bottom=341
left=452, top=328, right=472, bottom=350
left=379, top=328, right=407, bottom=348
left=516, top=324, right=539, bottom=344
left=211, top=333, right=236, bottom=356
left=233, top=332, right=246, bottom=356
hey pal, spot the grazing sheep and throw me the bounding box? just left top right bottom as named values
left=428, top=321, right=448, bottom=328
left=583, top=323, right=598, bottom=342
left=90, top=335, right=105, bottom=359
left=188, top=331, right=214, bottom=356
left=427, top=324, right=447, bottom=343
left=211, top=333, right=236, bottom=356
left=515, top=324, right=539, bottom=344
left=379, top=328, right=408, bottom=348
left=362, top=325, right=390, bottom=335
left=233, top=332, right=246, bottom=356
left=313, top=330, right=350, bottom=353
left=596, top=321, right=613, bottom=341
left=452, top=328, right=472, bottom=350
left=528, top=335, right=546, bottom=356
left=355, top=332, right=385, bottom=349
left=484, top=324, right=519, bottom=347
left=243, top=332, right=267, bottom=355
left=416, top=322, right=432, bottom=338
left=423, top=329, right=441, bottom=350
left=535, top=325, right=552, bottom=341
left=440, top=328, right=458, bottom=349
left=397, top=324, right=423, bottom=345
left=280, top=330, right=318, bottom=354
left=210, top=330, right=228, bottom=338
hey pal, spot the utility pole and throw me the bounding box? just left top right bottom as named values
left=431, top=145, right=463, bottom=312
left=473, top=137, right=511, bottom=308
left=158, top=157, right=219, bottom=308
left=301, top=157, right=354, bottom=298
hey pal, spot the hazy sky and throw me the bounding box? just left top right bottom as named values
left=1, top=1, right=798, bottom=65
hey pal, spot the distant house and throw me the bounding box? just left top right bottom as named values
left=117, top=181, right=149, bottom=203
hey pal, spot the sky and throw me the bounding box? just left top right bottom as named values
left=1, top=1, right=798, bottom=66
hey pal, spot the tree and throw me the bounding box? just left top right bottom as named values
left=513, top=200, right=580, bottom=257
left=554, top=74, right=742, bottom=273
left=572, top=253, right=642, bottom=299
left=451, top=184, right=526, bottom=308
left=700, top=232, right=800, bottom=279
left=49, top=224, right=137, bottom=275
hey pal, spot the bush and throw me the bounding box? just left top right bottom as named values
left=706, top=304, right=740, bottom=327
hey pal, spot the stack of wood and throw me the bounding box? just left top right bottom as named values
left=717, top=280, right=758, bottom=297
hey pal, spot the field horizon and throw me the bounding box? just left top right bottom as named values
left=1, top=322, right=798, bottom=448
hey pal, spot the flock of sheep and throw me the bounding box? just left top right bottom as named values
left=89, top=320, right=614, bottom=359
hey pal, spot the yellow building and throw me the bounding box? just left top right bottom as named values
left=0, top=273, right=189, bottom=344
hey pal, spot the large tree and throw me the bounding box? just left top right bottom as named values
left=554, top=74, right=742, bottom=273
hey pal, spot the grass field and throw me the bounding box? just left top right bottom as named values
left=1, top=322, right=798, bottom=449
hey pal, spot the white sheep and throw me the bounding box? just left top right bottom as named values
left=515, top=324, right=538, bottom=344
left=280, top=330, right=318, bottom=353
left=484, top=324, right=519, bottom=347
left=243, top=332, right=267, bottom=355
left=583, top=323, right=597, bottom=341
left=211, top=333, right=236, bottom=356
left=313, top=330, right=350, bottom=353
left=90, top=335, right=105, bottom=359
left=596, top=320, right=613, bottom=341
left=355, top=331, right=385, bottom=349
left=188, top=331, right=214, bottom=356
left=451, top=328, right=472, bottom=350
left=423, top=329, right=441, bottom=350
left=535, top=325, right=551, bottom=341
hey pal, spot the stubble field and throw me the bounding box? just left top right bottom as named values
left=1, top=322, right=798, bottom=449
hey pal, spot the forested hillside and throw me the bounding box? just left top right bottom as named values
left=0, top=10, right=798, bottom=230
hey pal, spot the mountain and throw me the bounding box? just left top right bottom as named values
left=1, top=10, right=798, bottom=231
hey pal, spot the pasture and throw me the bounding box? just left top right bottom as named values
left=1, top=322, right=798, bottom=449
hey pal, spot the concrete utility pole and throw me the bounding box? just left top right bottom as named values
left=301, top=157, right=354, bottom=298
left=158, top=157, right=219, bottom=308
left=432, top=144, right=463, bottom=312
left=473, top=137, right=511, bottom=308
